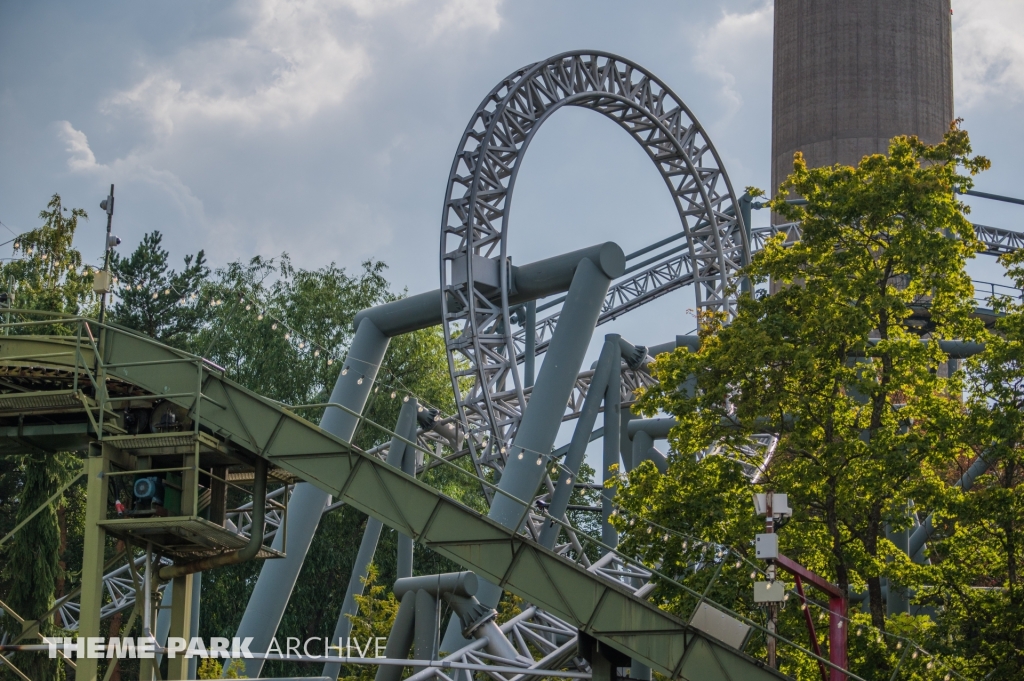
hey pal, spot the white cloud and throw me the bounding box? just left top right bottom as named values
left=953, top=0, right=1024, bottom=108
left=57, top=121, right=215, bottom=236
left=59, top=121, right=98, bottom=172
left=105, top=0, right=504, bottom=136
left=692, top=2, right=774, bottom=119
left=432, top=0, right=502, bottom=36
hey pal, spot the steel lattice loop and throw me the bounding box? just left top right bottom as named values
left=440, top=51, right=747, bottom=471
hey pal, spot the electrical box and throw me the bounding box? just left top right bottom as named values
left=755, top=533, right=778, bottom=559
left=753, top=493, right=792, bottom=517
left=93, top=270, right=111, bottom=294
left=754, top=581, right=785, bottom=603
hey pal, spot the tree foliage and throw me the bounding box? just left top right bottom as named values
left=615, top=125, right=1012, bottom=679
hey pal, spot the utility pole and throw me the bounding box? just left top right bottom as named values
left=97, top=184, right=117, bottom=324
left=753, top=491, right=790, bottom=670
left=765, top=491, right=777, bottom=669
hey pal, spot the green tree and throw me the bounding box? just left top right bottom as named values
left=109, top=230, right=211, bottom=347
left=0, top=193, right=96, bottom=680
left=0, top=193, right=95, bottom=317
left=915, top=247, right=1024, bottom=680
left=619, top=123, right=988, bottom=674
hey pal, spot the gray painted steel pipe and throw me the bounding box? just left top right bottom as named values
left=353, top=243, right=624, bottom=337
left=603, top=335, right=622, bottom=549
left=487, top=256, right=616, bottom=534
left=236, top=317, right=391, bottom=679
left=627, top=417, right=675, bottom=440
left=443, top=254, right=616, bottom=650
left=394, top=571, right=478, bottom=599
left=538, top=343, right=615, bottom=548
left=397, top=405, right=417, bottom=580
left=414, top=590, right=438, bottom=660
left=631, top=430, right=667, bottom=474
left=323, top=398, right=419, bottom=681
left=374, top=591, right=417, bottom=681
left=908, top=451, right=994, bottom=559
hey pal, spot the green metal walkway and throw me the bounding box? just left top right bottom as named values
left=0, top=319, right=786, bottom=681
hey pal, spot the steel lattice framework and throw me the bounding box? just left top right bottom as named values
left=440, top=51, right=748, bottom=476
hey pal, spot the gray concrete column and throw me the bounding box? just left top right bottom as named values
left=235, top=318, right=391, bottom=679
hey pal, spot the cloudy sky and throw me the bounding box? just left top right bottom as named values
left=2, top=0, right=1023, bottom=311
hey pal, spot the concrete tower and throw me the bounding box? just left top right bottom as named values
left=771, top=0, right=954, bottom=195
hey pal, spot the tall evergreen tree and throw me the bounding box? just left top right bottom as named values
left=108, top=230, right=211, bottom=347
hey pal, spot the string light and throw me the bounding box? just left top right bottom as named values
left=284, top=332, right=291, bottom=340
left=341, top=368, right=348, bottom=375
left=272, top=323, right=278, bottom=330
left=565, top=477, right=572, bottom=484
left=357, top=376, right=364, bottom=385
left=390, top=391, right=396, bottom=398
left=403, top=396, right=409, bottom=402
left=258, top=313, right=264, bottom=320
left=327, top=358, right=333, bottom=365
left=535, top=456, right=542, bottom=465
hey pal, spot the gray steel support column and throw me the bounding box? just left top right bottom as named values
left=323, top=398, right=419, bottom=680
left=885, top=514, right=910, bottom=616
left=414, top=589, right=437, bottom=660
left=233, top=484, right=328, bottom=678
left=398, top=403, right=418, bottom=580
left=374, top=591, right=417, bottom=681
left=236, top=318, right=390, bottom=679
left=603, top=335, right=622, bottom=549
left=524, top=300, right=536, bottom=389
left=443, top=256, right=614, bottom=651
left=538, top=342, right=615, bottom=548
left=154, top=582, right=173, bottom=666
left=487, top=257, right=615, bottom=533
left=631, top=430, right=668, bottom=473
left=908, top=451, right=993, bottom=558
